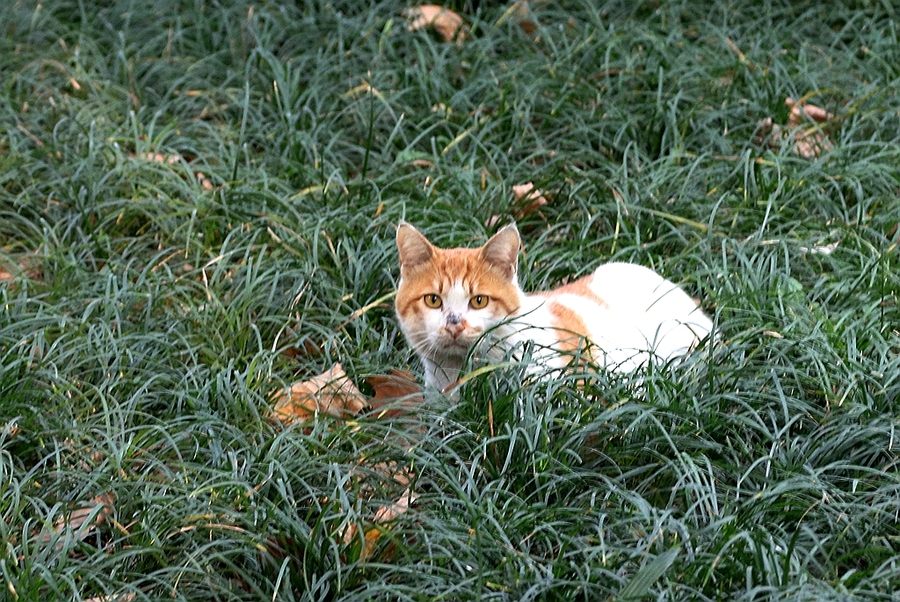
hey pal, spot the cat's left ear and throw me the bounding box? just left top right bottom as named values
left=480, top=223, right=520, bottom=280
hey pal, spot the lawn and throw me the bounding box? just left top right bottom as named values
left=1, top=0, right=899, bottom=600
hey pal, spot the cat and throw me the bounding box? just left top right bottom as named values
left=395, top=221, right=713, bottom=392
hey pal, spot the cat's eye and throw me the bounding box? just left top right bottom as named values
left=469, top=295, right=489, bottom=309
left=423, top=294, right=442, bottom=308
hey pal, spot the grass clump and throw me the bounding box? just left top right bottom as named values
left=1, top=0, right=899, bottom=600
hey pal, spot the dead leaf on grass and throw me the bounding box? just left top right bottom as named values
left=755, top=97, right=835, bottom=159
left=134, top=152, right=216, bottom=190
left=270, top=364, right=422, bottom=559
left=137, top=152, right=181, bottom=165
left=42, top=492, right=115, bottom=545
left=194, top=171, right=214, bottom=190
left=343, top=486, right=417, bottom=561
left=486, top=182, right=552, bottom=227
left=0, top=251, right=42, bottom=283
left=511, top=0, right=538, bottom=34
left=495, top=0, right=543, bottom=35
left=3, top=420, right=20, bottom=440
left=271, top=363, right=368, bottom=423
left=365, top=370, right=423, bottom=418
left=798, top=241, right=840, bottom=255
left=83, top=594, right=137, bottom=602
left=405, top=5, right=466, bottom=43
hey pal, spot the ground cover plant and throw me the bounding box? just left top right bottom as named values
left=1, top=0, right=899, bottom=599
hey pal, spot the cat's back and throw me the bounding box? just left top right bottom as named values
left=531, top=261, right=712, bottom=370
left=535, top=262, right=690, bottom=311
left=583, top=262, right=697, bottom=314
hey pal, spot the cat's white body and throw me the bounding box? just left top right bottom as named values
left=395, top=222, right=713, bottom=392
left=495, top=262, right=713, bottom=373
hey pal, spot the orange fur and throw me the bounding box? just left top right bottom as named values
left=395, top=222, right=712, bottom=391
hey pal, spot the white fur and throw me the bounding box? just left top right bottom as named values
left=416, top=263, right=712, bottom=391
left=576, top=262, right=712, bottom=371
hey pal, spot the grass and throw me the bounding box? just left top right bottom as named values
left=1, top=0, right=899, bottom=599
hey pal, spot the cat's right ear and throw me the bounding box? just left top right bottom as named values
left=480, top=223, right=521, bottom=280
left=396, top=221, right=434, bottom=272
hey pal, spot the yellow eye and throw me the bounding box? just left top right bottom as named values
left=423, top=294, right=442, bottom=308
left=470, top=295, right=489, bottom=309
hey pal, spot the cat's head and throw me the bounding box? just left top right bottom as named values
left=395, top=222, right=522, bottom=359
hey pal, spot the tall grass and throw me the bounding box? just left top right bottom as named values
left=1, top=0, right=898, bottom=599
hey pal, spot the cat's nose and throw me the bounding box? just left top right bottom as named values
left=445, top=323, right=465, bottom=337
left=445, top=313, right=465, bottom=337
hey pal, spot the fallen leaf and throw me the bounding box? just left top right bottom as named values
left=137, top=152, right=181, bottom=165
left=344, top=487, right=417, bottom=561
left=194, top=171, right=214, bottom=190
left=785, top=97, right=834, bottom=158
left=799, top=241, right=840, bottom=255
left=512, top=0, right=538, bottom=35
left=754, top=97, right=834, bottom=159
left=280, top=335, right=325, bottom=361
left=3, top=420, right=19, bottom=439
left=83, top=594, right=137, bottom=602
left=271, top=363, right=367, bottom=423
left=496, top=0, right=541, bottom=35
left=512, top=182, right=550, bottom=214
left=786, top=97, right=831, bottom=125
left=0, top=251, right=42, bottom=283
left=486, top=182, right=552, bottom=227
left=365, top=370, right=423, bottom=418
left=42, top=492, right=115, bottom=545
left=132, top=152, right=218, bottom=190
left=406, top=5, right=466, bottom=43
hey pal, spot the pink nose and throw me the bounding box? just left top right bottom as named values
left=445, top=322, right=465, bottom=338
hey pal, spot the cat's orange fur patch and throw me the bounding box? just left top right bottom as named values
left=545, top=300, right=592, bottom=355
left=534, top=276, right=606, bottom=358
left=533, top=275, right=609, bottom=309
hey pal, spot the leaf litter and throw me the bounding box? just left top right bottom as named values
left=755, top=96, right=835, bottom=159
left=486, top=181, right=552, bottom=227
left=405, top=5, right=466, bottom=43
left=271, top=363, right=423, bottom=560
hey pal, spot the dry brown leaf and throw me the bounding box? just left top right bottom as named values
left=194, top=171, right=214, bottom=190
left=0, top=251, right=42, bottom=283
left=42, top=492, right=115, bottom=544
left=343, top=487, right=417, bottom=560
left=373, top=487, right=416, bottom=524
left=363, top=487, right=417, bottom=559
left=785, top=97, right=834, bottom=158
left=83, top=594, right=137, bottom=602
left=486, top=182, right=551, bottom=227
left=755, top=97, right=834, bottom=159
left=136, top=152, right=181, bottom=165
left=280, top=335, right=325, bottom=361
left=786, top=97, right=832, bottom=124
left=406, top=5, right=466, bottom=43
left=512, top=182, right=550, bottom=214
left=133, top=152, right=218, bottom=190
left=365, top=370, right=423, bottom=418
left=271, top=363, right=367, bottom=423
left=512, top=0, right=538, bottom=34
left=3, top=420, right=20, bottom=439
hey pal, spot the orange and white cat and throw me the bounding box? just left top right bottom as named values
left=395, top=222, right=713, bottom=391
